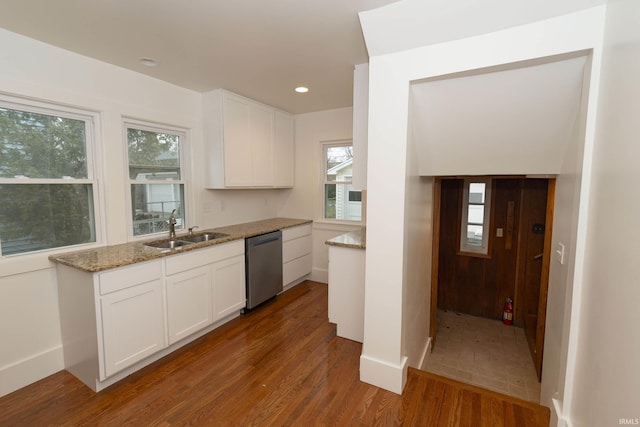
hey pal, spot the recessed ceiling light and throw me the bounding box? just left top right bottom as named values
left=295, top=86, right=309, bottom=93
left=139, top=57, right=158, bottom=67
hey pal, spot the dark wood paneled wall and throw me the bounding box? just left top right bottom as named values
left=437, top=178, right=523, bottom=320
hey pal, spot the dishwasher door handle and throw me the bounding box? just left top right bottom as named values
left=250, top=236, right=281, bottom=247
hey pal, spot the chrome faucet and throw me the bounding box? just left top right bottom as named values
left=168, top=209, right=177, bottom=240
left=188, top=225, right=199, bottom=236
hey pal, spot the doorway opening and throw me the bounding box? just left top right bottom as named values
left=425, top=176, right=554, bottom=402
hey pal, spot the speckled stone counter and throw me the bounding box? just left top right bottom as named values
left=49, top=217, right=312, bottom=272
left=325, top=227, right=366, bottom=250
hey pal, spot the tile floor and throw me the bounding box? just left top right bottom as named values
left=423, top=310, right=541, bottom=403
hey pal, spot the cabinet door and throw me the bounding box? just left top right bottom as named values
left=274, top=111, right=294, bottom=187
left=212, top=254, right=246, bottom=321
left=249, top=103, right=274, bottom=186
left=100, top=279, right=165, bottom=378
left=166, top=265, right=213, bottom=345
left=223, top=94, right=253, bottom=187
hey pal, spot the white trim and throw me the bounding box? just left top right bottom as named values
left=0, top=345, right=64, bottom=397
left=359, top=354, right=408, bottom=395
left=417, top=337, right=432, bottom=371
left=310, top=267, right=328, bottom=284
left=0, top=93, right=105, bottom=260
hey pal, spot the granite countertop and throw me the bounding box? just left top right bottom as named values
left=49, top=217, right=312, bottom=273
left=325, top=227, right=366, bottom=250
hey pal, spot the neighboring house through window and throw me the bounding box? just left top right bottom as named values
left=0, top=97, right=100, bottom=256
left=323, top=141, right=361, bottom=222
left=124, top=120, right=188, bottom=237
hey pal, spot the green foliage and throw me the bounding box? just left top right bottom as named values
left=127, top=128, right=179, bottom=179
left=0, top=108, right=87, bottom=179
left=0, top=107, right=94, bottom=255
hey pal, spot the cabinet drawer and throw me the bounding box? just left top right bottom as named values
left=99, top=260, right=162, bottom=295
left=282, top=224, right=312, bottom=241
left=283, top=253, right=312, bottom=285
left=165, top=240, right=244, bottom=276
left=282, top=235, right=312, bottom=263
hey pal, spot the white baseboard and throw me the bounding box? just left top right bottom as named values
left=0, top=345, right=64, bottom=397
left=417, top=337, right=432, bottom=370
left=310, top=267, right=328, bottom=284
left=553, top=398, right=570, bottom=427
left=360, top=353, right=408, bottom=395
left=281, top=275, right=308, bottom=293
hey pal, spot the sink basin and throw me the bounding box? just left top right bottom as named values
left=145, top=239, right=193, bottom=249
left=182, top=232, right=229, bottom=243
left=144, top=232, right=229, bottom=250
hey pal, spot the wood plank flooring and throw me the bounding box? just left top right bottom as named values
left=0, top=281, right=549, bottom=426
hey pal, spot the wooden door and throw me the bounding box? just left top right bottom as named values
left=515, top=178, right=554, bottom=379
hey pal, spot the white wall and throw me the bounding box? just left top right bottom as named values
left=540, top=56, right=596, bottom=423
left=0, top=28, right=284, bottom=396
left=568, top=0, right=640, bottom=424
left=402, top=100, right=434, bottom=368
left=278, top=107, right=362, bottom=283
left=359, top=4, right=607, bottom=400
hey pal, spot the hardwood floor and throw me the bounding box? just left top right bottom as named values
left=0, top=281, right=549, bottom=426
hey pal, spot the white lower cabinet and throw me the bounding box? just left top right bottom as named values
left=282, top=224, right=312, bottom=288
left=328, top=245, right=365, bottom=343
left=57, top=240, right=245, bottom=392
left=100, top=278, right=165, bottom=378
left=212, top=254, right=246, bottom=320
left=165, top=240, right=245, bottom=342
left=166, top=265, right=213, bottom=345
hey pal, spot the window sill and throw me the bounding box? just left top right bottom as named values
left=313, top=219, right=365, bottom=232
left=457, top=250, right=492, bottom=259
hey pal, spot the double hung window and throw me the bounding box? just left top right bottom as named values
left=125, top=120, right=187, bottom=237
left=322, top=142, right=361, bottom=222
left=0, top=99, right=99, bottom=256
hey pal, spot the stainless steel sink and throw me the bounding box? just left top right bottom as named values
left=145, top=239, right=193, bottom=249
left=144, top=232, right=229, bottom=249
left=182, top=232, right=229, bottom=243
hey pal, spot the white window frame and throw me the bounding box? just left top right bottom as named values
left=0, top=94, right=104, bottom=260
left=459, top=177, right=492, bottom=256
left=123, top=118, right=190, bottom=240
left=320, top=140, right=362, bottom=224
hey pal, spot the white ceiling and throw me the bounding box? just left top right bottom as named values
left=0, top=0, right=398, bottom=114
left=411, top=55, right=588, bottom=176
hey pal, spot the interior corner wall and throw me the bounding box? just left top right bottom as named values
left=361, top=5, right=606, bottom=399
left=278, top=107, right=360, bottom=283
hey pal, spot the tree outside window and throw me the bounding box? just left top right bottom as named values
left=0, top=103, right=97, bottom=256
left=125, top=122, right=187, bottom=237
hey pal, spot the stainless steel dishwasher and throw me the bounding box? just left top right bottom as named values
left=244, top=230, right=283, bottom=310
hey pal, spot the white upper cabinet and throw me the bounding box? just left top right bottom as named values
left=352, top=63, right=369, bottom=191
left=273, top=111, right=295, bottom=188
left=203, top=89, right=294, bottom=189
